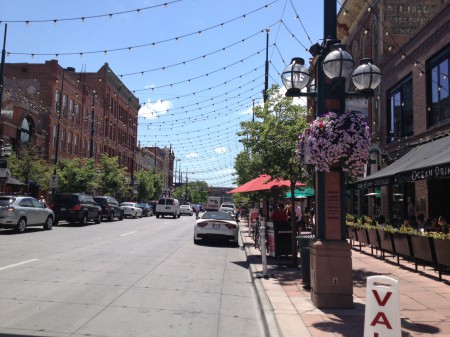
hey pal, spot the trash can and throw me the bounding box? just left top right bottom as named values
left=273, top=221, right=292, bottom=257
left=297, top=234, right=315, bottom=288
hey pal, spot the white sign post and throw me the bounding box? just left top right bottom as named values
left=364, top=275, right=401, bottom=337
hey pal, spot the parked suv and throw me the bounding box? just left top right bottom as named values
left=93, top=196, right=124, bottom=221
left=50, top=193, right=101, bottom=226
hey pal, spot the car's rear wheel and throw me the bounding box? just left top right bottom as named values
left=79, top=214, right=88, bottom=226
left=109, top=211, right=114, bottom=222
left=119, top=211, right=124, bottom=221
left=133, top=212, right=137, bottom=219
left=156, top=214, right=160, bottom=218
left=16, top=217, right=27, bottom=233
left=95, top=212, right=101, bottom=224
left=43, top=216, right=53, bottom=230
left=173, top=213, right=176, bottom=219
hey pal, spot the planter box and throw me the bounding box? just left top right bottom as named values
left=433, top=239, right=450, bottom=267
left=367, top=229, right=380, bottom=249
left=391, top=233, right=413, bottom=257
left=355, top=228, right=369, bottom=245
left=410, top=235, right=435, bottom=264
left=347, top=227, right=357, bottom=241
left=377, top=230, right=394, bottom=253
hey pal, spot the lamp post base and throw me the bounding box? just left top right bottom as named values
left=310, top=239, right=353, bottom=309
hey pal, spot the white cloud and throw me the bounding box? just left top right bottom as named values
left=186, top=152, right=199, bottom=158
left=138, top=99, right=172, bottom=119
left=214, top=147, right=227, bottom=154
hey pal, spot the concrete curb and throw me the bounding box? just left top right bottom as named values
left=240, top=227, right=281, bottom=337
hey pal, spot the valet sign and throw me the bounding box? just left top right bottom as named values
left=364, top=276, right=401, bottom=337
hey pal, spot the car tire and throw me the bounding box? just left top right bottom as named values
left=193, top=236, right=201, bottom=245
left=173, top=213, right=176, bottom=219
left=95, top=212, right=101, bottom=224
left=119, top=212, right=124, bottom=221
left=16, top=217, right=27, bottom=233
left=44, top=216, right=53, bottom=230
left=156, top=214, right=160, bottom=218
left=79, top=214, right=88, bottom=226
left=133, top=212, right=137, bottom=219
left=109, top=211, right=114, bottom=222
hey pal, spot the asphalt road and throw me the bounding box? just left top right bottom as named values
left=0, top=213, right=265, bottom=337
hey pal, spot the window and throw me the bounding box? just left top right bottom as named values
left=53, top=125, right=58, bottom=148
left=428, top=46, right=449, bottom=127
left=67, top=132, right=72, bottom=154
left=75, top=104, right=80, bottom=124
left=74, top=135, right=79, bottom=155
left=60, top=129, right=66, bottom=152
left=388, top=75, right=413, bottom=143
left=55, top=91, right=60, bottom=112
left=62, top=95, right=68, bottom=117
left=69, top=99, right=74, bottom=120
left=20, top=118, right=31, bottom=143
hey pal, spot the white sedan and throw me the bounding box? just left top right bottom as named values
left=194, top=211, right=239, bottom=245
left=180, top=205, right=193, bottom=216
left=120, top=202, right=143, bottom=218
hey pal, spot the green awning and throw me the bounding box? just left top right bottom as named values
left=285, top=187, right=315, bottom=198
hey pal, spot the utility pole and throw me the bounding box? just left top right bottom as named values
left=263, top=28, right=270, bottom=103
left=51, top=67, right=65, bottom=202
left=89, top=90, right=95, bottom=158
left=0, top=24, right=8, bottom=141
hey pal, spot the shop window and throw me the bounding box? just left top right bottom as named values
left=20, top=118, right=32, bottom=143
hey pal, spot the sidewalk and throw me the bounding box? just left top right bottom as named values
left=239, top=219, right=450, bottom=337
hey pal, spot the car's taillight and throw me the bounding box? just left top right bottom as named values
left=48, top=204, right=54, bottom=210
left=7, top=206, right=14, bottom=212
left=197, top=222, right=208, bottom=227
left=70, top=204, right=81, bottom=211
left=225, top=223, right=237, bottom=229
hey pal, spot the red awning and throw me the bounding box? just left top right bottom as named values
left=229, top=174, right=305, bottom=193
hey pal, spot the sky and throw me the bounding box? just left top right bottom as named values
left=1, top=0, right=327, bottom=187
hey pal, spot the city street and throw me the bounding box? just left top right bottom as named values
left=0, top=214, right=265, bottom=337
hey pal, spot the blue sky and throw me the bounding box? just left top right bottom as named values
left=1, top=0, right=326, bottom=187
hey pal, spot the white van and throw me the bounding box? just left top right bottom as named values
left=155, top=198, right=181, bottom=219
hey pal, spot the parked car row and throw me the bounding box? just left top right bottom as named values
left=0, top=193, right=157, bottom=234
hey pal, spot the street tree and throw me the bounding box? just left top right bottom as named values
left=6, top=145, right=51, bottom=192
left=238, top=84, right=311, bottom=264
left=96, top=154, right=128, bottom=198
left=135, top=169, right=163, bottom=201
left=56, top=158, right=98, bottom=193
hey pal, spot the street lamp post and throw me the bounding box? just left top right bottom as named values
left=281, top=0, right=380, bottom=309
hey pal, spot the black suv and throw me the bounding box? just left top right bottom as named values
left=93, top=196, right=124, bottom=221
left=50, top=193, right=102, bottom=226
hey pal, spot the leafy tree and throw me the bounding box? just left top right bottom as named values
left=237, top=84, right=310, bottom=264
left=96, top=154, right=128, bottom=199
left=6, top=145, right=52, bottom=192
left=56, top=158, right=98, bottom=193
left=135, top=169, right=163, bottom=201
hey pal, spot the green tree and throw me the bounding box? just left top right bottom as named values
left=135, top=169, right=163, bottom=201
left=96, top=154, right=128, bottom=199
left=238, top=85, right=310, bottom=264
left=56, top=158, right=98, bottom=193
left=7, top=146, right=52, bottom=191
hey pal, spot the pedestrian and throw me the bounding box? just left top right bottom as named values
left=295, top=203, right=303, bottom=230
left=39, top=195, right=47, bottom=207
left=438, top=216, right=449, bottom=234
left=194, top=204, right=200, bottom=219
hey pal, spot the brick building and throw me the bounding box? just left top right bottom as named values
left=338, top=0, right=450, bottom=223
left=1, top=60, right=173, bottom=195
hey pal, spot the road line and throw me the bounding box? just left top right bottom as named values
left=121, top=231, right=137, bottom=237
left=0, top=259, right=39, bottom=271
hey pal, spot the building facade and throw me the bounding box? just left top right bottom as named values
left=338, top=0, right=450, bottom=224
left=1, top=60, right=174, bottom=195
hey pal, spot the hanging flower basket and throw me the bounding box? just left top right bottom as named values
left=297, top=111, right=370, bottom=179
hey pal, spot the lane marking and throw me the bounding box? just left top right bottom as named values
left=0, top=259, right=39, bottom=271
left=121, top=231, right=137, bottom=237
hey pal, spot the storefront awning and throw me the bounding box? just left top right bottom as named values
left=285, top=187, right=315, bottom=199
left=356, top=136, right=450, bottom=189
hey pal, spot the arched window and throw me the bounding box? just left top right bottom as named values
left=20, top=118, right=32, bottom=143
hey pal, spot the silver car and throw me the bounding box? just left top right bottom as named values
left=120, top=202, right=143, bottom=218
left=194, top=211, right=239, bottom=245
left=0, top=196, right=55, bottom=233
